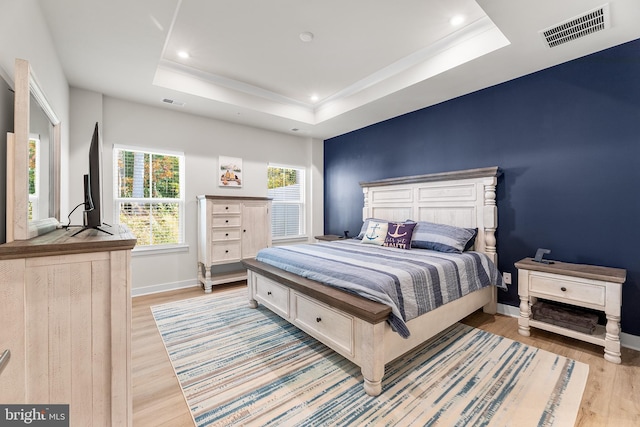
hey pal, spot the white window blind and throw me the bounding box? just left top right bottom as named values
left=267, top=165, right=305, bottom=239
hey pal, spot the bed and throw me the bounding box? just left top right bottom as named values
left=242, top=166, right=503, bottom=396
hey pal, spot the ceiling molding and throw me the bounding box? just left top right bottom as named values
left=154, top=15, right=509, bottom=127
left=157, top=59, right=313, bottom=109
left=318, top=16, right=500, bottom=108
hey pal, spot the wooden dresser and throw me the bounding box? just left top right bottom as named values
left=0, top=225, right=136, bottom=426
left=197, top=195, right=271, bottom=292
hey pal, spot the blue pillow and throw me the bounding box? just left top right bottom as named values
left=464, top=228, right=479, bottom=251
left=411, top=221, right=477, bottom=253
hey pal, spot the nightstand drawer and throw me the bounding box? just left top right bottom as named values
left=529, top=273, right=606, bottom=307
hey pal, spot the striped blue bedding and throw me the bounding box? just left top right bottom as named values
left=255, top=240, right=506, bottom=338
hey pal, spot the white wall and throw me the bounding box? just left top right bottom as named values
left=70, top=91, right=324, bottom=293
left=68, top=88, right=103, bottom=221
left=0, top=0, right=70, bottom=222
left=0, top=0, right=323, bottom=294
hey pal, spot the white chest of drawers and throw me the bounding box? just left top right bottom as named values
left=197, top=195, right=271, bottom=292
left=516, top=257, right=626, bottom=363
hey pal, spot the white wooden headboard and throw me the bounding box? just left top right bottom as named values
left=360, top=167, right=502, bottom=264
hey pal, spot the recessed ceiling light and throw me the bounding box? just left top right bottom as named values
left=299, top=32, right=314, bottom=42
left=450, top=15, right=465, bottom=26
left=177, top=50, right=190, bottom=59
left=310, top=95, right=319, bottom=102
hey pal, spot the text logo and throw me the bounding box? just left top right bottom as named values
left=0, top=405, right=69, bottom=426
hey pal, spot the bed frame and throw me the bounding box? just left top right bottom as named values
left=243, top=166, right=502, bottom=396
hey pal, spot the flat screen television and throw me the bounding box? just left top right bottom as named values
left=74, top=122, right=111, bottom=235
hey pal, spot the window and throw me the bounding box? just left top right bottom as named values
left=114, top=146, right=185, bottom=247
left=267, top=165, right=305, bottom=240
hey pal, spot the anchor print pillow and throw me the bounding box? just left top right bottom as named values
left=383, top=222, right=417, bottom=250
left=360, top=221, right=389, bottom=246
left=356, top=218, right=389, bottom=239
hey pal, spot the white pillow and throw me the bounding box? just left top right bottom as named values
left=356, top=217, right=389, bottom=239
left=360, top=221, right=388, bottom=246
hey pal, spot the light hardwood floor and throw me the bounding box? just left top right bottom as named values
left=132, top=284, right=639, bottom=427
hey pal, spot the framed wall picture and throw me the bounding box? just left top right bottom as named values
left=219, top=156, right=242, bottom=187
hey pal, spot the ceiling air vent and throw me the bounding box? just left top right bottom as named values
left=540, top=4, right=610, bottom=48
left=162, top=98, right=185, bottom=107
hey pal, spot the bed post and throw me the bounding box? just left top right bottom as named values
left=362, top=186, right=370, bottom=220
left=247, top=270, right=258, bottom=309
left=483, top=176, right=499, bottom=314
left=360, top=320, right=386, bottom=396
left=482, top=178, right=498, bottom=264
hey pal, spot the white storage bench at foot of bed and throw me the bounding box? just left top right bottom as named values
left=244, top=259, right=497, bottom=396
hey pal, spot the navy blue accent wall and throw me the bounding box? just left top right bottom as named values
left=324, top=39, right=640, bottom=336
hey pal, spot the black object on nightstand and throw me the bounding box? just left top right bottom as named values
left=533, top=248, right=553, bottom=264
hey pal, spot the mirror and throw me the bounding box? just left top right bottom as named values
left=29, top=92, right=55, bottom=221
left=6, top=58, right=60, bottom=241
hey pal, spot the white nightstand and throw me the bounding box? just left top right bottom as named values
left=516, top=257, right=626, bottom=364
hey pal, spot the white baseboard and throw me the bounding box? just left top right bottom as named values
left=497, top=302, right=520, bottom=318
left=131, top=279, right=201, bottom=297
left=621, top=332, right=640, bottom=352
left=497, top=303, right=640, bottom=352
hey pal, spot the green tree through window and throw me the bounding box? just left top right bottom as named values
left=114, top=147, right=184, bottom=246
left=268, top=167, right=298, bottom=189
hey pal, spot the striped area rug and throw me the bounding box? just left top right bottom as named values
left=152, top=288, right=588, bottom=427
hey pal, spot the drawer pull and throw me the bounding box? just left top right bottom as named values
left=225, top=206, right=229, bottom=210
left=225, top=233, right=229, bottom=237
left=561, top=287, right=567, bottom=292
left=225, top=220, right=229, bottom=223
left=225, top=250, right=229, bottom=253
left=267, top=291, right=272, bottom=296
left=316, top=317, right=322, bottom=323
